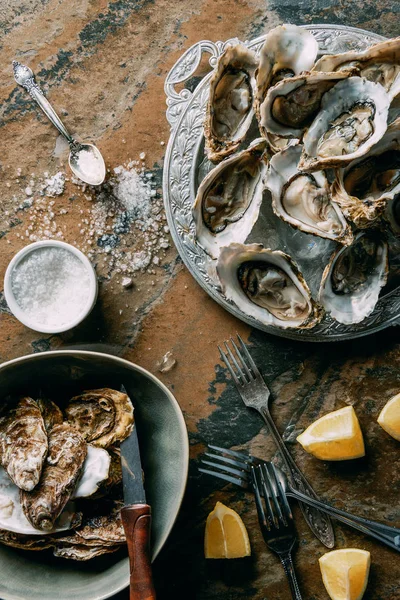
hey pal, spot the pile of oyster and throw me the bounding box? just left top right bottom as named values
left=193, top=24, right=400, bottom=328
left=0, top=389, right=133, bottom=560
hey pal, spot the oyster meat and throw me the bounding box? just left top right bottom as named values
left=193, top=138, right=269, bottom=259
left=299, top=77, right=391, bottom=172
left=267, top=144, right=352, bottom=244
left=21, top=423, right=87, bottom=531
left=258, top=70, right=354, bottom=139
left=65, top=388, right=134, bottom=448
left=0, top=397, right=48, bottom=492
left=217, top=243, right=322, bottom=329
left=72, top=445, right=111, bottom=499
left=314, top=37, right=400, bottom=102
left=332, top=117, right=400, bottom=228
left=319, top=232, right=388, bottom=324
left=204, top=44, right=258, bottom=162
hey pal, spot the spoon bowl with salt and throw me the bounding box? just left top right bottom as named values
left=13, top=61, right=106, bottom=186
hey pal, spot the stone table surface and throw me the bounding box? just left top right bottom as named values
left=1, top=0, right=400, bottom=599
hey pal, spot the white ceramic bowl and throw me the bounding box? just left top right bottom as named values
left=3, top=240, right=98, bottom=334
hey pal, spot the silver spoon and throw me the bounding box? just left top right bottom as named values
left=13, top=61, right=106, bottom=186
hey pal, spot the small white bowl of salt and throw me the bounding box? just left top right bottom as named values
left=4, top=241, right=98, bottom=333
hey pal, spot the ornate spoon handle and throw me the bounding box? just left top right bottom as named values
left=13, top=61, right=74, bottom=145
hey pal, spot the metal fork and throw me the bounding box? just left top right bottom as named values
left=252, top=463, right=302, bottom=599
left=218, top=335, right=334, bottom=548
left=199, top=445, right=400, bottom=553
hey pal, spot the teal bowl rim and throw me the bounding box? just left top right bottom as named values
left=0, top=350, right=190, bottom=600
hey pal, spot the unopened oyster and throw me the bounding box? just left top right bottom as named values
left=37, top=398, right=63, bottom=432
left=193, top=139, right=269, bottom=258
left=255, top=24, right=318, bottom=108
left=314, top=37, right=400, bottom=102
left=217, top=243, right=322, bottom=329
left=0, top=397, right=48, bottom=492
left=65, top=388, right=134, bottom=448
left=384, top=194, right=400, bottom=235
left=299, top=78, right=391, bottom=172
left=319, top=232, right=388, bottom=324
left=266, top=144, right=352, bottom=244
left=332, top=117, right=400, bottom=228
left=204, top=44, right=258, bottom=162
left=259, top=70, right=355, bottom=139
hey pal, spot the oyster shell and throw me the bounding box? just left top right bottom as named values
left=314, top=37, right=400, bottom=102
left=65, top=388, right=134, bottom=448
left=319, top=232, right=388, bottom=324
left=0, top=530, right=54, bottom=551
left=332, top=117, right=400, bottom=228
left=255, top=24, right=318, bottom=108
left=21, top=423, right=87, bottom=531
left=216, top=242, right=322, bottom=329
left=37, top=398, right=63, bottom=432
left=258, top=70, right=355, bottom=139
left=193, top=139, right=269, bottom=259
left=204, top=44, right=258, bottom=162
left=384, top=193, right=400, bottom=235
left=299, top=77, right=391, bottom=172
left=266, top=144, right=352, bottom=244
left=0, top=397, right=48, bottom=492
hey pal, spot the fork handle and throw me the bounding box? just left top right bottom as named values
left=258, top=407, right=335, bottom=548
left=280, top=553, right=303, bottom=600
left=287, top=488, right=400, bottom=553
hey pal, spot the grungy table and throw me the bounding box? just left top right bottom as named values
left=1, top=0, right=400, bottom=598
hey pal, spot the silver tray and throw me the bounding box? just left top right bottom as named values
left=163, top=24, right=400, bottom=342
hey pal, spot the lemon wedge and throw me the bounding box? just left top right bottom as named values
left=319, top=548, right=371, bottom=600
left=377, top=393, right=400, bottom=440
left=297, top=406, right=365, bottom=461
left=204, top=501, right=251, bottom=559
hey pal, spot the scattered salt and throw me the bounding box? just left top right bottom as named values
left=121, top=277, right=133, bottom=289
left=157, top=350, right=177, bottom=373
left=139, top=152, right=146, bottom=160
left=43, top=172, right=65, bottom=197
left=11, top=247, right=91, bottom=328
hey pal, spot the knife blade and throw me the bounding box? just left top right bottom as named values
left=120, top=385, right=156, bottom=600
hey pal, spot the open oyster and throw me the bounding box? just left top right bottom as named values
left=258, top=70, right=355, bottom=139
left=193, top=139, right=269, bottom=259
left=217, top=243, right=322, bottom=329
left=72, top=445, right=111, bottom=499
left=314, top=37, right=400, bottom=102
left=255, top=24, right=318, bottom=108
left=0, top=397, right=48, bottom=492
left=21, top=423, right=87, bottom=531
left=204, top=44, right=258, bottom=162
left=65, top=388, right=134, bottom=448
left=299, top=77, right=391, bottom=172
left=332, top=117, right=400, bottom=228
left=319, top=232, right=388, bottom=324
left=266, top=144, right=352, bottom=244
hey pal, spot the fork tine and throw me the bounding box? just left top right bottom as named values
left=269, top=463, right=293, bottom=521
left=237, top=334, right=261, bottom=377
left=201, top=458, right=248, bottom=480
left=224, top=340, right=249, bottom=384
left=218, top=345, right=241, bottom=386
left=259, top=464, right=281, bottom=528
left=198, top=467, right=248, bottom=488
left=207, top=444, right=256, bottom=464
left=230, top=336, right=253, bottom=381
left=204, top=451, right=251, bottom=472
left=251, top=466, right=270, bottom=532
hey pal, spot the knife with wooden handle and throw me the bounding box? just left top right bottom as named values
left=120, top=385, right=156, bottom=600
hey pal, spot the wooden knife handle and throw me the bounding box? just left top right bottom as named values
left=121, top=504, right=156, bottom=600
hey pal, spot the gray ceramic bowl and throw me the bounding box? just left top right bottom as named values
left=0, top=351, right=189, bottom=600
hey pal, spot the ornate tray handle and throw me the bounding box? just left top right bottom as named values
left=164, top=38, right=240, bottom=129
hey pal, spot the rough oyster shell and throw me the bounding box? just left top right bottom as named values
left=216, top=242, right=322, bottom=329
left=384, top=193, right=400, bottom=235
left=266, top=144, right=353, bottom=244
left=319, top=232, right=388, bottom=324
left=255, top=24, right=318, bottom=108
left=258, top=70, right=355, bottom=139
left=21, top=423, right=87, bottom=531
left=0, top=397, right=48, bottom=492
left=332, top=117, right=400, bottom=228
left=204, top=44, right=258, bottom=162
left=313, top=37, right=400, bottom=102
left=37, top=398, right=63, bottom=432
left=193, top=139, right=269, bottom=259
left=299, top=77, right=391, bottom=172
left=65, top=388, right=134, bottom=448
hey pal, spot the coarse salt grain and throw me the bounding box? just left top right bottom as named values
left=11, top=247, right=91, bottom=328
